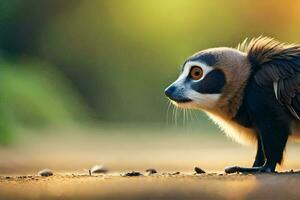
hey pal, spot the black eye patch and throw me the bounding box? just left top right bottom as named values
left=190, top=69, right=226, bottom=94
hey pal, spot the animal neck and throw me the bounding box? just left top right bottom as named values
left=214, top=63, right=252, bottom=119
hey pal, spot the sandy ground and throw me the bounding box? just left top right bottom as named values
left=1, top=172, right=300, bottom=200
left=1, top=126, right=300, bottom=200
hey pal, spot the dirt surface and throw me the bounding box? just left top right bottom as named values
left=2, top=128, right=300, bottom=200
left=1, top=172, right=300, bottom=200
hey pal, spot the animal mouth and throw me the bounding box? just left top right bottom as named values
left=165, top=90, right=192, bottom=103
left=167, top=96, right=192, bottom=103
left=169, top=99, right=194, bottom=109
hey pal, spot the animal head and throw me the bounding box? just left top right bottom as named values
left=165, top=46, right=251, bottom=114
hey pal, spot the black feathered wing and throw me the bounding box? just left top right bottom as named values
left=241, top=37, right=300, bottom=120
left=272, top=73, right=300, bottom=120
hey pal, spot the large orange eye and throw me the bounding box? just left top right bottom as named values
left=190, top=66, right=203, bottom=80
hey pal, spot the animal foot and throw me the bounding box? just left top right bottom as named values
left=225, top=166, right=273, bottom=174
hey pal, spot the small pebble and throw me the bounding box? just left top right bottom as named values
left=146, top=168, right=157, bottom=175
left=207, top=173, right=217, bottom=176
left=194, top=166, right=206, bottom=174
left=38, top=169, right=53, bottom=177
left=121, top=171, right=142, bottom=177
left=161, top=172, right=179, bottom=176
left=17, top=176, right=28, bottom=179
left=90, top=165, right=108, bottom=174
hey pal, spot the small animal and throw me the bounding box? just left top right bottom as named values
left=165, top=37, right=300, bottom=173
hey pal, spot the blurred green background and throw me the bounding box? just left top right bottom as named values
left=1, top=0, right=300, bottom=145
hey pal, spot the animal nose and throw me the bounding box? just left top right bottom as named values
left=164, top=85, right=176, bottom=98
